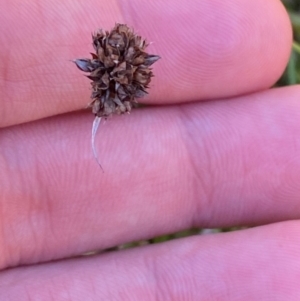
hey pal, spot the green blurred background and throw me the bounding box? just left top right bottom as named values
left=278, top=0, right=300, bottom=86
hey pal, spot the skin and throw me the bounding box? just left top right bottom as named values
left=0, top=0, right=299, bottom=299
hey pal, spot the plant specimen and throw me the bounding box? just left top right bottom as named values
left=73, top=24, right=160, bottom=170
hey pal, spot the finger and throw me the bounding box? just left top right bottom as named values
left=1, top=221, right=300, bottom=300
left=1, top=86, right=300, bottom=269
left=0, top=0, right=292, bottom=127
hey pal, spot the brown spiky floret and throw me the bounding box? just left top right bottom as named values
left=74, top=23, right=160, bottom=117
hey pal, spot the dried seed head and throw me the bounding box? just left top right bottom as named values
left=74, top=23, right=160, bottom=117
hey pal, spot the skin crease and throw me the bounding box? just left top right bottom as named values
left=0, top=0, right=300, bottom=300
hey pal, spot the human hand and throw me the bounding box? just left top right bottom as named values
left=1, top=0, right=299, bottom=300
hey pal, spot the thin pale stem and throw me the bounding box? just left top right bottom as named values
left=92, top=116, right=104, bottom=172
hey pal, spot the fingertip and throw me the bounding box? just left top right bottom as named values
left=121, top=0, right=293, bottom=102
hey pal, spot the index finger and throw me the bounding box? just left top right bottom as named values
left=0, top=0, right=292, bottom=127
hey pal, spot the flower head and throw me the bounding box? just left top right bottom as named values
left=74, top=24, right=160, bottom=117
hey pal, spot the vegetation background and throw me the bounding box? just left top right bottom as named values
left=278, top=0, right=300, bottom=86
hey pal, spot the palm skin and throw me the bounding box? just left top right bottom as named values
left=1, top=0, right=300, bottom=300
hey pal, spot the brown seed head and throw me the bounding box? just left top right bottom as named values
left=74, top=24, right=160, bottom=117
